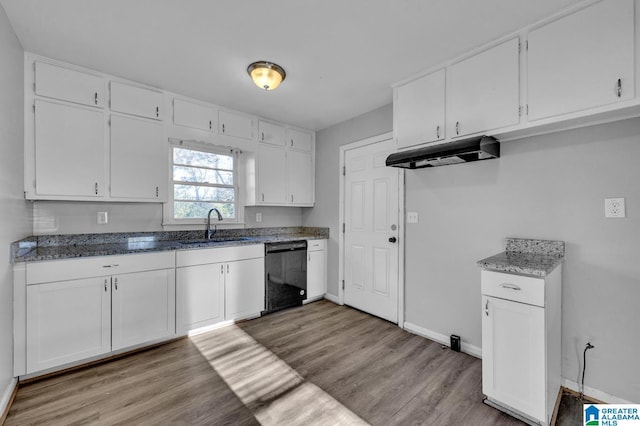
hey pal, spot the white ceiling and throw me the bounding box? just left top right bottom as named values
left=1, top=0, right=580, bottom=131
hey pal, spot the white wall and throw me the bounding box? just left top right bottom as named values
left=302, top=104, right=393, bottom=296
left=0, top=3, right=31, bottom=408
left=405, top=118, right=640, bottom=402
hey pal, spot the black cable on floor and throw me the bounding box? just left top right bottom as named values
left=580, top=342, right=595, bottom=400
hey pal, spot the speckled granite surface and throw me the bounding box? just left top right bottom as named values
left=477, top=238, right=564, bottom=277
left=11, top=227, right=329, bottom=263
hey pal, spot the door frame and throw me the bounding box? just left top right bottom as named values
left=338, top=132, right=405, bottom=328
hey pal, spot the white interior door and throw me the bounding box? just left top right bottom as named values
left=343, top=138, right=400, bottom=323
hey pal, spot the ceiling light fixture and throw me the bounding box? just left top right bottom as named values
left=247, top=61, right=286, bottom=91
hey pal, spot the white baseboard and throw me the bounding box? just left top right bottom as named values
left=403, top=321, right=482, bottom=359
left=323, top=293, right=341, bottom=304
left=562, top=378, right=633, bottom=404
left=1, top=378, right=17, bottom=420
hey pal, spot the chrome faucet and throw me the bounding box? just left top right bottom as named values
left=205, top=208, right=223, bottom=239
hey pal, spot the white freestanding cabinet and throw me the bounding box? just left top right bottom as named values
left=26, top=277, right=111, bottom=373
left=448, top=38, right=520, bottom=138
left=110, top=114, right=166, bottom=200
left=394, top=69, right=446, bottom=149
left=306, top=239, right=327, bottom=302
left=34, top=99, right=106, bottom=198
left=111, top=269, right=175, bottom=351
left=527, top=0, right=635, bottom=121
left=481, top=267, right=562, bottom=425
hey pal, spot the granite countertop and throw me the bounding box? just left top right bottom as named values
left=11, top=227, right=329, bottom=263
left=476, top=237, right=564, bottom=277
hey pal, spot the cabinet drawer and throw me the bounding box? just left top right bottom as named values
left=176, top=244, right=264, bottom=267
left=26, top=251, right=176, bottom=285
left=110, top=81, right=164, bottom=120
left=307, top=239, right=326, bottom=252
left=481, top=270, right=544, bottom=307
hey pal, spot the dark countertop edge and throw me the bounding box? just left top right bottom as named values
left=12, top=233, right=328, bottom=263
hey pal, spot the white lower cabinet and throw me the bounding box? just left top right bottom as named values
left=481, top=268, right=561, bottom=425
left=306, top=239, right=327, bottom=301
left=26, top=277, right=111, bottom=373
left=176, top=244, right=265, bottom=334
left=111, top=269, right=175, bottom=351
left=18, top=252, right=176, bottom=376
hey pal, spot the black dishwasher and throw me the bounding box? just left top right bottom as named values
left=264, top=240, right=307, bottom=314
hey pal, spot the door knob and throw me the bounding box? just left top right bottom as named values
left=388, top=237, right=397, bottom=243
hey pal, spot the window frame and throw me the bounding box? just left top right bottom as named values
left=164, top=141, right=241, bottom=226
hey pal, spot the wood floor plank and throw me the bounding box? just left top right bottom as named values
left=7, top=300, right=576, bottom=425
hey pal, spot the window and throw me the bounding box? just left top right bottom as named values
left=171, top=146, right=237, bottom=221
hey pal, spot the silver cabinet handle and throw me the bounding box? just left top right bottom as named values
left=209, top=120, right=212, bottom=130
left=104, top=279, right=108, bottom=292
left=221, top=264, right=224, bottom=273
left=156, top=106, right=159, bottom=118
left=617, top=78, right=622, bottom=98
left=94, top=93, right=98, bottom=105
left=485, top=299, right=489, bottom=316
left=455, top=121, right=460, bottom=135
left=222, top=123, right=225, bottom=133
left=261, top=132, right=265, bottom=141
left=500, top=283, right=521, bottom=291
left=436, top=125, right=440, bottom=139
left=102, top=264, right=119, bottom=268
left=226, top=264, right=229, bottom=274
left=95, top=182, right=98, bottom=195
left=114, top=277, right=118, bottom=290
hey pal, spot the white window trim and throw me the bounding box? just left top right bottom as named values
left=163, top=139, right=245, bottom=227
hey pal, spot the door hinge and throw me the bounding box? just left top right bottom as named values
left=342, top=223, right=345, bottom=233
left=342, top=280, right=345, bottom=290
left=342, top=166, right=346, bottom=176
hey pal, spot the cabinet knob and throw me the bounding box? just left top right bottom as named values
left=436, top=125, right=440, bottom=139
left=209, top=120, right=212, bottom=130
left=104, top=279, right=108, bottom=292
left=156, top=106, right=159, bottom=118
left=222, top=123, right=225, bottom=133
left=455, top=121, right=460, bottom=136
left=485, top=299, right=489, bottom=316
left=114, top=278, right=118, bottom=290
left=617, top=78, right=622, bottom=98
left=94, top=92, right=98, bottom=105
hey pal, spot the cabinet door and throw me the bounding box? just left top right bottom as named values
left=482, top=295, right=546, bottom=422
left=34, top=99, right=106, bottom=198
left=110, top=81, right=164, bottom=120
left=306, top=249, right=326, bottom=300
left=448, top=38, right=520, bottom=137
left=110, top=114, right=166, bottom=200
left=395, top=69, right=445, bottom=148
left=176, top=263, right=225, bottom=334
left=173, top=98, right=216, bottom=132
left=287, top=128, right=313, bottom=152
left=257, top=144, right=287, bottom=203
left=527, top=0, right=634, bottom=121
left=219, top=110, right=253, bottom=140
left=111, top=269, right=175, bottom=351
left=26, top=277, right=111, bottom=373
left=259, top=120, right=286, bottom=146
left=287, top=150, right=314, bottom=205
left=225, top=258, right=265, bottom=320
left=35, top=61, right=105, bottom=108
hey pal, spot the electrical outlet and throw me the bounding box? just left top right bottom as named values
left=604, top=198, right=625, bottom=218
left=407, top=212, right=419, bottom=223
left=255, top=212, right=262, bottom=223
left=97, top=211, right=108, bottom=225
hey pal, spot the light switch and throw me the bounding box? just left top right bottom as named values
left=407, top=212, right=419, bottom=223
left=256, top=212, right=263, bottom=223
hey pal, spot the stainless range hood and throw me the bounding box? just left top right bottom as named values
left=385, top=135, right=500, bottom=169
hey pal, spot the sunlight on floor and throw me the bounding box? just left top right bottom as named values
left=191, top=325, right=369, bottom=425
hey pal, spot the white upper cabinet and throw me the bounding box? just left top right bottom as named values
left=110, top=115, right=166, bottom=200
left=527, top=0, right=635, bottom=121
left=259, top=120, right=286, bottom=146
left=257, top=144, right=288, bottom=203
left=219, top=110, right=253, bottom=140
left=447, top=37, right=520, bottom=138
left=395, top=69, right=446, bottom=149
left=35, top=61, right=105, bottom=108
left=287, top=150, right=314, bottom=205
left=34, top=100, right=106, bottom=198
left=110, top=81, right=164, bottom=120
left=173, top=98, right=216, bottom=132
left=287, top=128, right=314, bottom=152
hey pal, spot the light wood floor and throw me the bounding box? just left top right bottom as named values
left=6, top=300, right=525, bottom=425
